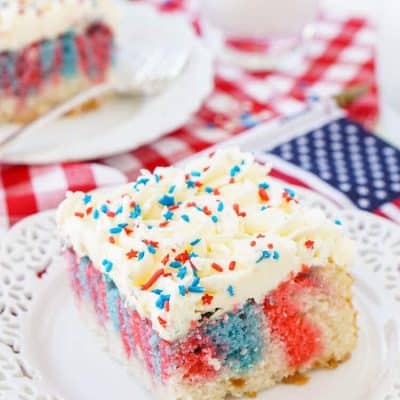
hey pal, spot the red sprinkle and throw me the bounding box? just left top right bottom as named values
left=126, top=249, right=138, bottom=259
left=175, top=251, right=190, bottom=263
left=213, top=188, right=221, bottom=195
left=233, top=203, right=246, bottom=217
left=107, top=211, right=116, bottom=218
left=124, top=227, right=133, bottom=235
left=229, top=177, right=235, bottom=184
left=143, top=239, right=159, bottom=248
left=169, top=205, right=180, bottom=211
left=158, top=316, right=167, bottom=327
left=203, top=166, right=210, bottom=172
left=195, top=181, right=202, bottom=188
left=109, top=236, right=115, bottom=244
left=74, top=212, right=84, bottom=218
left=159, top=221, right=169, bottom=228
left=165, top=300, right=170, bottom=312
left=161, top=254, right=170, bottom=265
left=258, top=188, right=270, bottom=202
left=257, top=233, right=266, bottom=238
left=86, top=207, right=93, bottom=215
left=208, top=151, right=215, bottom=158
left=305, top=240, right=314, bottom=249
left=267, top=243, right=274, bottom=249
left=229, top=261, right=236, bottom=271
left=301, top=264, right=311, bottom=273
left=211, top=262, right=223, bottom=272
left=250, top=240, right=256, bottom=247
left=141, top=268, right=165, bottom=290
left=201, top=294, right=214, bottom=305
left=187, top=202, right=197, bottom=207
left=203, top=206, right=212, bottom=216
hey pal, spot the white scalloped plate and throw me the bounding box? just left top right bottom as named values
left=0, top=3, right=214, bottom=164
left=0, top=188, right=399, bottom=400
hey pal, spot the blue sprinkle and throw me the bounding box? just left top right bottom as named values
left=109, top=227, right=122, bottom=234
left=115, top=205, right=123, bottom=215
left=177, top=266, right=187, bottom=279
left=154, top=174, right=161, bottom=183
left=148, top=225, right=153, bottom=230
left=100, top=204, right=108, bottom=213
left=163, top=210, right=174, bottom=220
left=217, top=202, right=224, bottom=212
left=191, top=171, right=201, bottom=177
left=188, top=285, right=205, bottom=293
left=93, top=209, right=100, bottom=219
left=335, top=219, right=342, bottom=225
left=260, top=206, right=268, bottom=211
left=136, top=177, right=150, bottom=187
left=102, top=259, right=113, bottom=273
left=148, top=245, right=157, bottom=254
left=190, top=238, right=201, bottom=246
left=83, top=194, right=92, bottom=205
left=159, top=195, right=175, bottom=207
left=178, top=285, right=186, bottom=296
left=230, top=165, right=241, bottom=177
left=273, top=251, right=280, bottom=260
left=240, top=159, right=246, bottom=165
left=152, top=289, right=163, bottom=295
left=186, top=180, right=195, bottom=189
left=168, top=185, right=176, bottom=194
left=259, top=182, right=270, bottom=189
left=256, top=250, right=271, bottom=263
left=191, top=277, right=200, bottom=287
left=130, top=204, right=141, bottom=219
left=138, top=251, right=145, bottom=261
left=181, top=214, right=190, bottom=223
left=169, top=261, right=182, bottom=269
left=211, top=215, right=218, bottom=223
left=155, top=294, right=170, bottom=309
left=118, top=223, right=128, bottom=228
left=204, top=186, right=213, bottom=193
left=192, top=268, right=199, bottom=278
left=189, top=252, right=198, bottom=258
left=284, top=188, right=296, bottom=198
left=195, top=206, right=203, bottom=212
left=227, top=285, right=235, bottom=297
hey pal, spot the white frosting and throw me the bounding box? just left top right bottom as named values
left=0, top=0, right=117, bottom=51
left=57, top=148, right=355, bottom=341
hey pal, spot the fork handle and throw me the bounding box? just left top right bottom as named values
left=0, top=82, right=113, bottom=151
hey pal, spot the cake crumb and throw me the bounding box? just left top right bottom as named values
left=282, top=373, right=310, bottom=385
left=229, top=378, right=246, bottom=388
left=245, top=391, right=257, bottom=398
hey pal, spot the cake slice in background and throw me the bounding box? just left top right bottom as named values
left=57, top=148, right=358, bottom=400
left=0, top=0, right=117, bottom=123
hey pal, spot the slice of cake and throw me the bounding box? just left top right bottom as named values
left=0, top=0, right=117, bottom=123
left=57, top=148, right=358, bottom=400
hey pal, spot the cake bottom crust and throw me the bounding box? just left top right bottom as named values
left=0, top=73, right=112, bottom=124
left=71, top=261, right=358, bottom=400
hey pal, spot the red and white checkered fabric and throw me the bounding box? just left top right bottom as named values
left=0, top=0, right=380, bottom=235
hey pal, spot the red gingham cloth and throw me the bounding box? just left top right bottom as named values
left=0, top=1, right=379, bottom=235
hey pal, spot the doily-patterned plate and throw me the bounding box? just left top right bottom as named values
left=0, top=189, right=399, bottom=400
